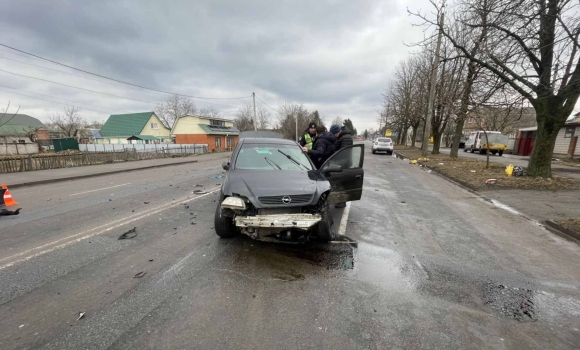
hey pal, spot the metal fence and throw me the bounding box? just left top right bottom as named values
left=0, top=147, right=205, bottom=174
left=79, top=143, right=208, bottom=154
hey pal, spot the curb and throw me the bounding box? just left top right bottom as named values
left=8, top=159, right=200, bottom=189
left=543, top=220, right=580, bottom=244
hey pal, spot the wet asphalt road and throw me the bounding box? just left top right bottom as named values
left=1, top=142, right=580, bottom=349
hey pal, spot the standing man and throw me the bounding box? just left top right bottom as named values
left=303, top=125, right=336, bottom=169
left=330, top=124, right=353, bottom=150
left=330, top=124, right=354, bottom=208
left=299, top=121, right=317, bottom=151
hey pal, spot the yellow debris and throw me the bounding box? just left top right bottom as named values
left=506, top=164, right=514, bottom=177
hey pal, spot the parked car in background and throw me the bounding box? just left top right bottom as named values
left=450, top=137, right=468, bottom=149
left=371, top=137, right=393, bottom=155
left=464, top=131, right=509, bottom=156
left=215, top=138, right=365, bottom=242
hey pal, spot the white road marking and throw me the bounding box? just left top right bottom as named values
left=337, top=202, right=352, bottom=236
left=69, top=183, right=132, bottom=196
left=489, top=199, right=522, bottom=216
left=0, top=189, right=220, bottom=271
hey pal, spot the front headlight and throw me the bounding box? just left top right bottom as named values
left=221, top=196, right=247, bottom=210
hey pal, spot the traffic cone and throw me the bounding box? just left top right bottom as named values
left=2, top=184, right=19, bottom=206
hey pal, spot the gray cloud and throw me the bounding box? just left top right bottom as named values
left=1, top=0, right=430, bottom=130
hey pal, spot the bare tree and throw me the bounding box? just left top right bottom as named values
left=155, top=94, right=197, bottom=128
left=331, top=116, right=342, bottom=126
left=234, top=105, right=255, bottom=132
left=199, top=107, right=220, bottom=119
left=0, top=102, right=21, bottom=128
left=48, top=106, right=86, bottom=137
left=416, top=0, right=580, bottom=177
left=278, top=101, right=310, bottom=140
left=256, top=105, right=271, bottom=130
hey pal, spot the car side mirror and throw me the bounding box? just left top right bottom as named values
left=321, top=164, right=343, bottom=175
left=222, top=162, right=230, bottom=171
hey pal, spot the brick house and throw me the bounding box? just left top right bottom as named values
left=171, top=115, right=239, bottom=152
left=0, top=114, right=45, bottom=154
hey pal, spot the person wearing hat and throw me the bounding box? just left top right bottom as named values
left=329, top=124, right=353, bottom=208
left=331, top=124, right=353, bottom=150
left=299, top=122, right=317, bottom=151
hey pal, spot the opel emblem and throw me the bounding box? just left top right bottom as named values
left=282, top=196, right=292, bottom=204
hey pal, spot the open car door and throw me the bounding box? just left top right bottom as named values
left=319, top=144, right=365, bottom=204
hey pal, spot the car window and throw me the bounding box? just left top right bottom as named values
left=323, top=146, right=362, bottom=170
left=377, top=138, right=391, bottom=142
left=235, top=144, right=313, bottom=171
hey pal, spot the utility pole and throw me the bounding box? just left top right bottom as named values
left=421, top=7, right=444, bottom=157
left=252, top=92, right=257, bottom=131
left=296, top=115, right=299, bottom=142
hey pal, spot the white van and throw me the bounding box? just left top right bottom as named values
left=464, top=131, right=509, bottom=156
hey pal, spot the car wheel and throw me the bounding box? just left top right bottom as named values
left=214, top=202, right=238, bottom=238
left=388, top=151, right=393, bottom=155
left=498, top=150, right=504, bottom=156
left=314, top=201, right=336, bottom=242
left=491, top=150, right=498, bottom=155
left=463, top=147, right=468, bottom=152
left=372, top=150, right=376, bottom=154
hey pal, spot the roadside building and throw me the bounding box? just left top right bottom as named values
left=171, top=115, right=239, bottom=152
left=98, top=112, right=171, bottom=144
left=514, top=112, right=580, bottom=157
left=0, top=114, right=45, bottom=155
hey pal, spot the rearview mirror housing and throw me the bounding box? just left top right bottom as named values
left=321, top=164, right=343, bottom=175
left=222, top=162, right=230, bottom=171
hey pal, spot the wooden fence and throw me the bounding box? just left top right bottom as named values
left=0, top=148, right=203, bottom=174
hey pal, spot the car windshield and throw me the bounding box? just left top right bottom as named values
left=378, top=138, right=392, bottom=143
left=235, top=143, right=313, bottom=171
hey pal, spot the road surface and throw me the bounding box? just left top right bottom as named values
left=1, top=142, right=579, bottom=349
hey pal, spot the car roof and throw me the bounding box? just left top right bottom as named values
left=240, top=137, right=298, bottom=145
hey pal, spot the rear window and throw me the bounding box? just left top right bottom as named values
left=378, top=138, right=392, bottom=143
left=235, top=144, right=313, bottom=171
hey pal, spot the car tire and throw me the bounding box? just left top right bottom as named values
left=479, top=148, right=487, bottom=155
left=491, top=150, right=498, bottom=155
left=372, top=150, right=376, bottom=154
left=314, top=201, right=336, bottom=242
left=463, top=147, right=468, bottom=152
left=387, top=151, right=393, bottom=155
left=470, top=147, right=475, bottom=153
left=498, top=150, right=504, bottom=156
left=214, top=202, right=238, bottom=238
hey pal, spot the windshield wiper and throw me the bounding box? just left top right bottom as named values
left=278, top=150, right=309, bottom=170
left=264, top=157, right=282, bottom=170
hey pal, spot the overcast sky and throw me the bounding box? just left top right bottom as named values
left=1, top=0, right=432, bottom=132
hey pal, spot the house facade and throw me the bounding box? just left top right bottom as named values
left=0, top=114, right=45, bottom=155
left=515, top=112, right=580, bottom=157
left=172, top=115, right=239, bottom=152
left=98, top=112, right=171, bottom=144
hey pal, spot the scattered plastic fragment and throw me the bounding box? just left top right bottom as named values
left=470, top=170, right=476, bottom=173
left=133, top=271, right=146, bottom=278
left=118, top=227, right=137, bottom=240
left=485, top=179, right=497, bottom=184
left=212, top=175, right=225, bottom=180
left=77, top=312, right=85, bottom=320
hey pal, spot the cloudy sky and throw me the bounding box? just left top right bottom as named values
left=1, top=0, right=431, bottom=132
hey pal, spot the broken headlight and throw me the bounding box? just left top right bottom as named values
left=221, top=196, right=247, bottom=210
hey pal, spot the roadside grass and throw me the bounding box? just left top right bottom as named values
left=554, top=218, right=580, bottom=235
left=556, top=158, right=580, bottom=168
left=394, top=147, right=579, bottom=191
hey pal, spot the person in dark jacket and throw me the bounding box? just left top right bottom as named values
left=303, top=125, right=336, bottom=168
left=299, top=122, right=317, bottom=151
left=331, top=125, right=354, bottom=150
left=329, top=124, right=354, bottom=208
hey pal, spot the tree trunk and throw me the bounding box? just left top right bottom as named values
left=527, top=104, right=563, bottom=177
left=432, top=132, right=442, bottom=154
left=411, top=126, right=418, bottom=148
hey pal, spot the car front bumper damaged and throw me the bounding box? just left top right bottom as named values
left=235, top=214, right=322, bottom=229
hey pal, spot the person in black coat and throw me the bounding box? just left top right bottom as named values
left=331, top=125, right=354, bottom=150
left=303, top=125, right=336, bottom=168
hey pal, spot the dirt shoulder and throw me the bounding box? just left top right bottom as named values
left=394, top=148, right=579, bottom=191
left=554, top=218, right=580, bottom=237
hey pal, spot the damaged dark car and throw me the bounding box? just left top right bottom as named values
left=215, top=138, right=364, bottom=242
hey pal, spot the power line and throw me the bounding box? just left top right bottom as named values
left=0, top=88, right=120, bottom=114
left=0, top=68, right=248, bottom=109
left=0, top=84, right=120, bottom=112
left=0, top=68, right=158, bottom=105
left=0, top=43, right=252, bottom=100
left=255, top=95, right=279, bottom=113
